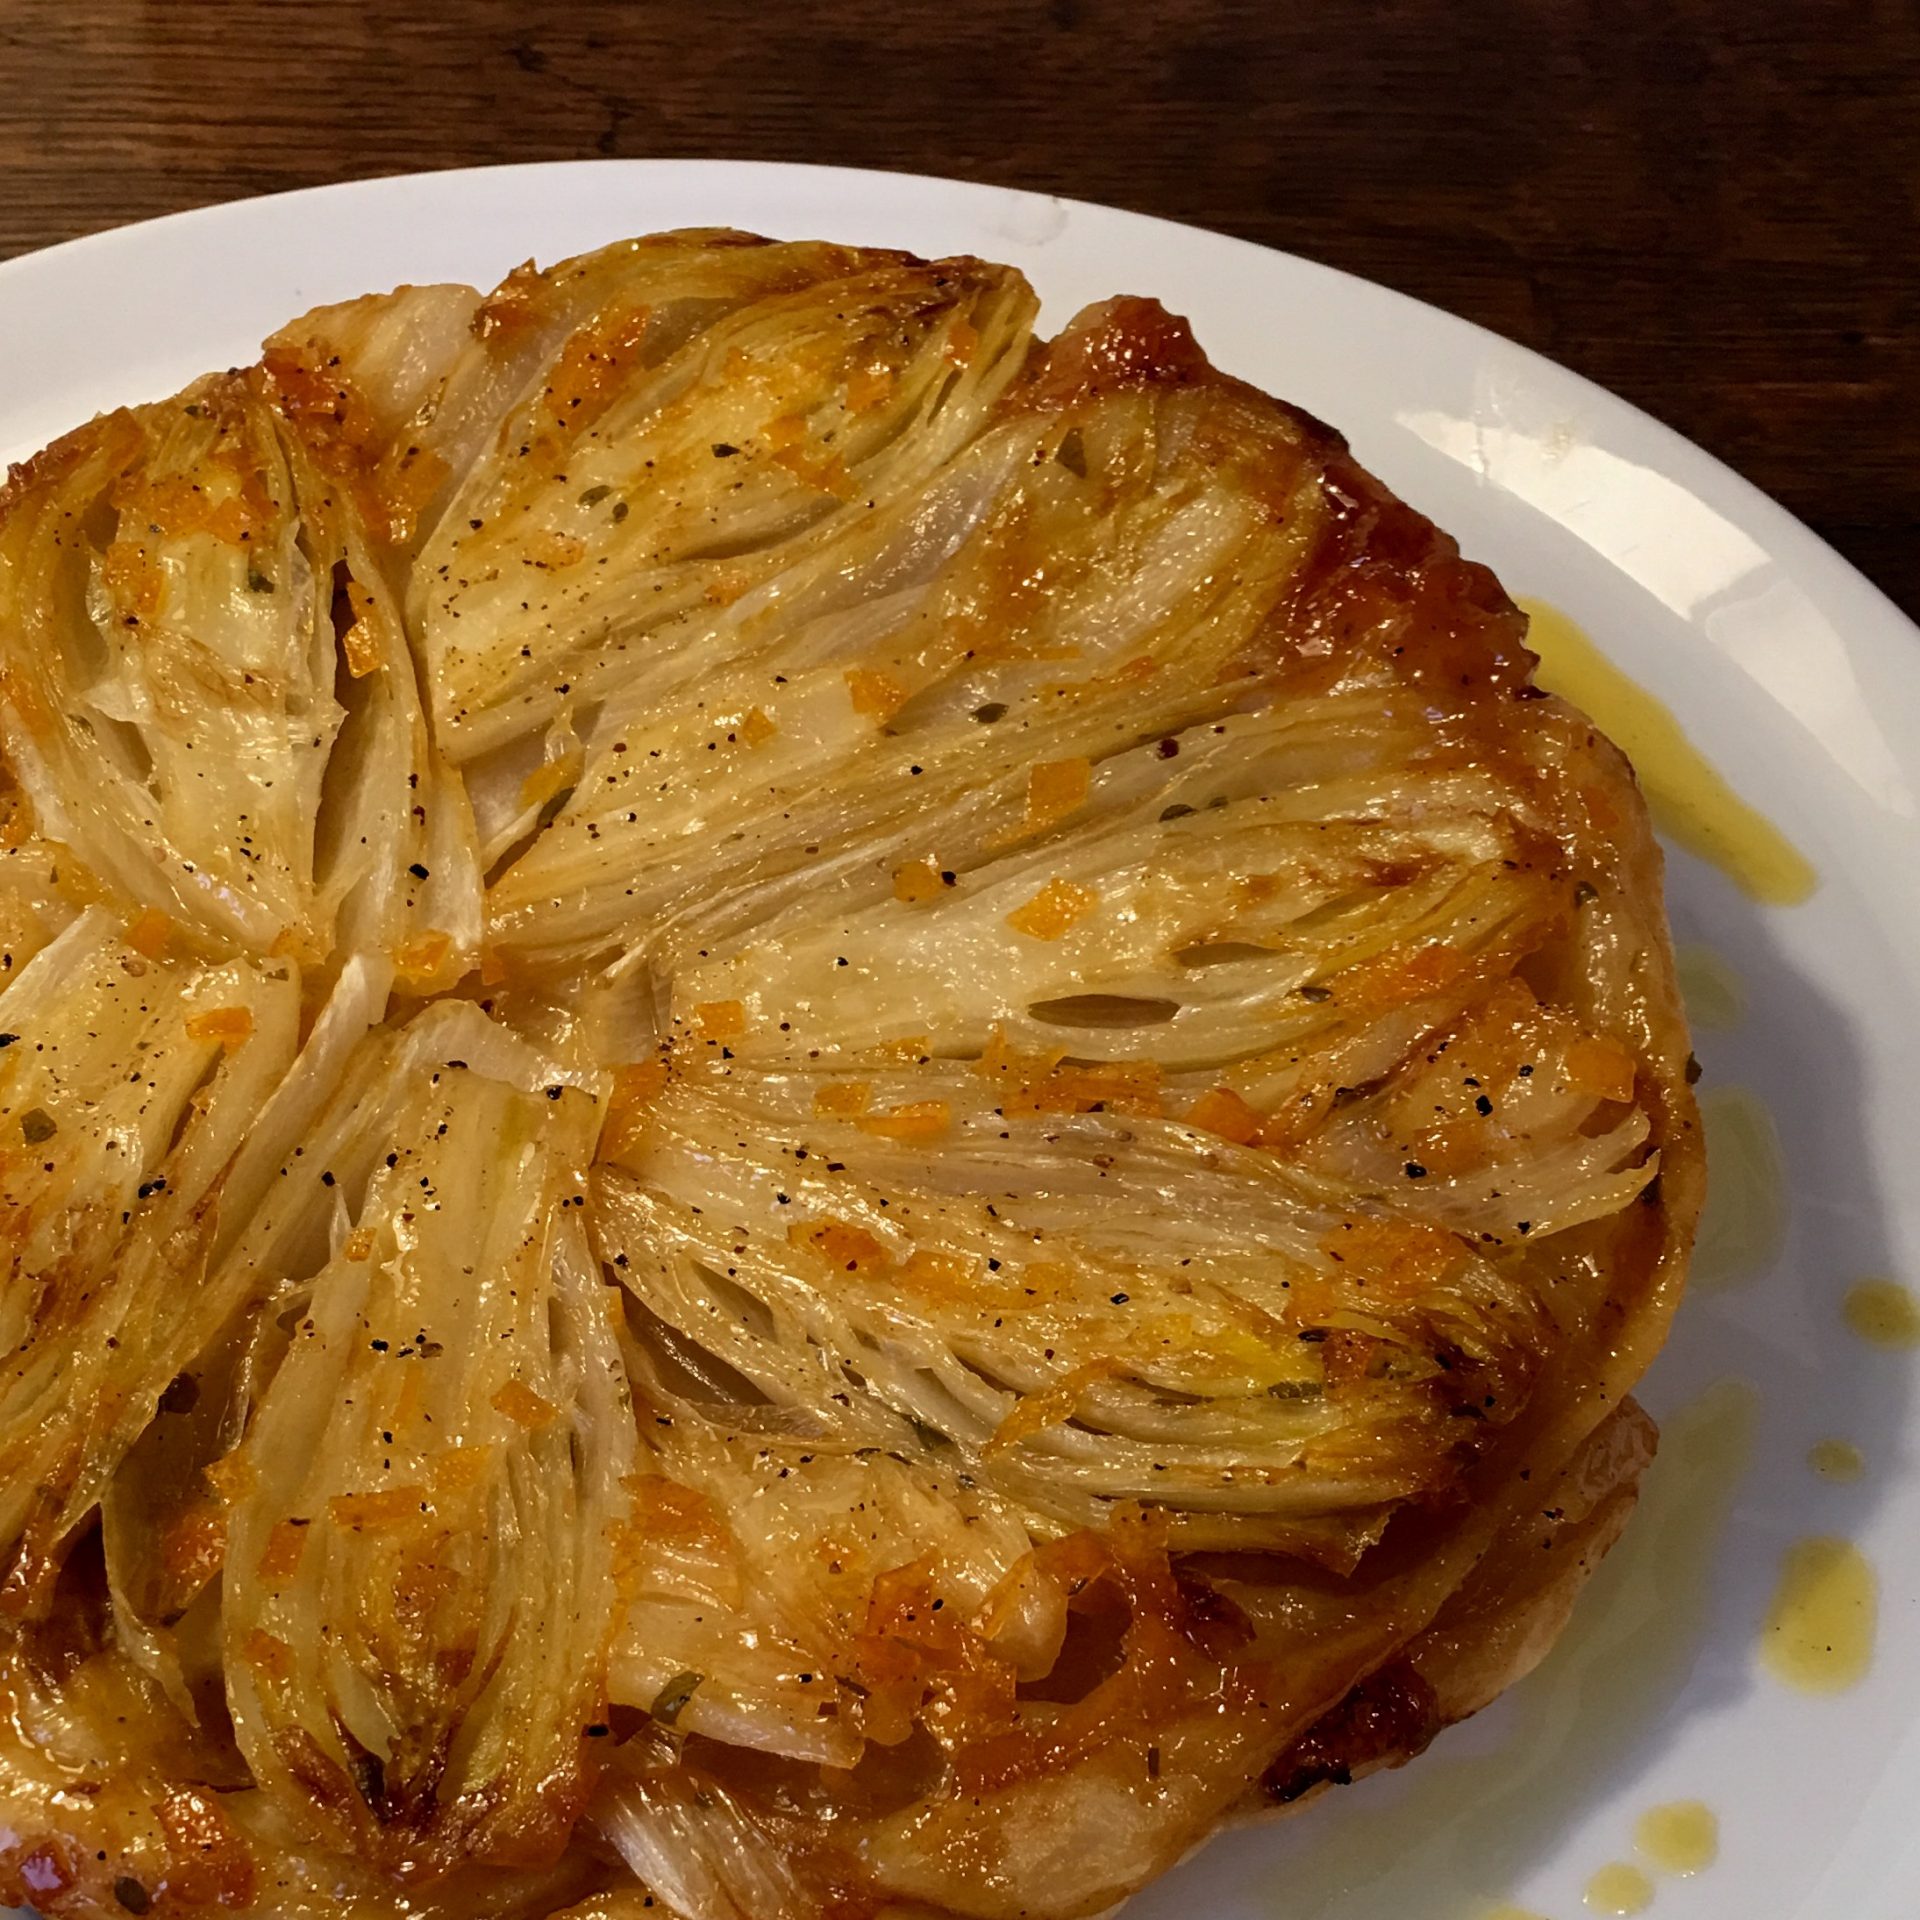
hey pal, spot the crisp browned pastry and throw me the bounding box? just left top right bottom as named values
left=0, top=230, right=1700, bottom=1920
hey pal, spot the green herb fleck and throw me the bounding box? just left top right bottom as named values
left=649, top=1670, right=705, bottom=1725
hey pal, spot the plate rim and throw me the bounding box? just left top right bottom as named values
left=1, top=155, right=1913, bottom=664
left=3, top=154, right=1918, bottom=1920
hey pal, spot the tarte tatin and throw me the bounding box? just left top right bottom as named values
left=0, top=230, right=1699, bottom=1919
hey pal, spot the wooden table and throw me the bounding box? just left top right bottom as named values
left=2, top=0, right=1913, bottom=619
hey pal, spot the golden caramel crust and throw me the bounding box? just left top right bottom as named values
left=0, top=230, right=1698, bottom=1920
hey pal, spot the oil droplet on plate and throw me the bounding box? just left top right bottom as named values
left=1673, top=944, right=1745, bottom=1031
left=1841, top=1277, right=1920, bottom=1348
left=1759, top=1536, right=1876, bottom=1693
left=1634, top=1799, right=1718, bottom=1875
left=1518, top=599, right=1817, bottom=906
left=1584, top=1861, right=1654, bottom=1914
left=1807, top=1438, right=1865, bottom=1483
left=1690, top=1088, right=1787, bottom=1287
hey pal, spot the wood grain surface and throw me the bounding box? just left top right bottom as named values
left=0, top=0, right=1913, bottom=616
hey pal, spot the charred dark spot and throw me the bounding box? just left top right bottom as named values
left=158, top=1371, right=201, bottom=1415
left=1262, top=1661, right=1442, bottom=1804
left=346, top=1743, right=385, bottom=1812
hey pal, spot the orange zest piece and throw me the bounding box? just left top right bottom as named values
left=1006, top=878, right=1097, bottom=940
left=986, top=1359, right=1124, bottom=1457
left=1320, top=1328, right=1384, bottom=1391
left=201, top=1452, right=257, bottom=1506
left=100, top=532, right=166, bottom=621
left=256, top=1519, right=311, bottom=1584
left=326, top=1486, right=429, bottom=1533
left=773, top=444, right=857, bottom=498
left=261, top=344, right=372, bottom=450
left=623, top=1476, right=733, bottom=1560
left=127, top=907, right=174, bottom=960
left=1336, top=940, right=1470, bottom=1008
left=627, top=1474, right=725, bottom=1538
left=338, top=575, right=383, bottom=676
left=846, top=364, right=896, bottom=412
left=268, top=924, right=322, bottom=964
left=901, top=1248, right=978, bottom=1302
left=891, top=857, right=948, bottom=905
left=847, top=1551, right=1003, bottom=1747
left=159, top=1502, right=226, bottom=1590
left=241, top=1629, right=293, bottom=1682
left=367, top=440, right=450, bottom=547
left=1564, top=1034, right=1637, bottom=1104
left=736, top=705, right=778, bottom=748
left=542, top=303, right=651, bottom=431
left=608, top=1059, right=670, bottom=1111
left=395, top=929, right=453, bottom=984
left=1017, top=1260, right=1078, bottom=1302
left=1186, top=1086, right=1264, bottom=1146
left=341, top=622, right=382, bottom=678
left=343, top=1228, right=376, bottom=1262
left=185, top=1005, right=254, bottom=1047
left=518, top=746, right=583, bottom=816
left=846, top=667, right=910, bottom=723
left=813, top=1081, right=872, bottom=1119
left=693, top=999, right=746, bottom=1042
left=974, top=1029, right=1068, bottom=1084
left=857, top=1100, right=951, bottom=1143
left=974, top=1031, right=1161, bottom=1118
left=1319, top=1217, right=1468, bottom=1301
left=789, top=1217, right=893, bottom=1276
left=1024, top=757, right=1091, bottom=835
left=1025, top=1059, right=1162, bottom=1118
left=600, top=1059, right=670, bottom=1167
left=491, top=1379, right=558, bottom=1429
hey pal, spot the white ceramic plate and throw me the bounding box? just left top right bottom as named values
left=3, top=160, right=1917, bottom=1920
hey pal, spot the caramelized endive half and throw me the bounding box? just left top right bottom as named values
left=596, top=1047, right=1590, bottom=1553
left=486, top=299, right=1327, bottom=966
left=0, top=368, right=481, bottom=980
left=260, top=281, right=488, bottom=550
left=603, top=1407, right=1041, bottom=1772
left=0, top=910, right=300, bottom=1608
left=404, top=234, right=1037, bottom=845
left=0, top=384, right=337, bottom=956
left=666, top=699, right=1564, bottom=1071
left=216, top=1012, right=632, bottom=1873
left=265, top=414, right=483, bottom=991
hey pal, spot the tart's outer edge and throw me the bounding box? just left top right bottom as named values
left=0, top=254, right=1704, bottom=1920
